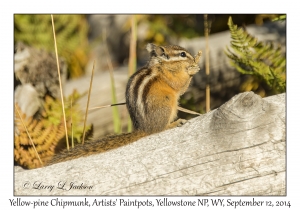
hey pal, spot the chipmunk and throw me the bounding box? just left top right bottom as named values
left=47, top=43, right=202, bottom=165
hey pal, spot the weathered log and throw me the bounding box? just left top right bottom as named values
left=14, top=92, right=285, bottom=195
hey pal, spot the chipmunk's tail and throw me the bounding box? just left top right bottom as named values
left=46, top=131, right=147, bottom=166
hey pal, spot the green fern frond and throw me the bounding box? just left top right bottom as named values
left=41, top=90, right=91, bottom=143
left=225, top=16, right=286, bottom=94
left=14, top=91, right=93, bottom=169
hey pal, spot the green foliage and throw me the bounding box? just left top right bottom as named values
left=41, top=90, right=92, bottom=143
left=225, top=16, right=286, bottom=94
left=108, top=70, right=122, bottom=134
left=125, top=15, right=202, bottom=46
left=14, top=14, right=90, bottom=78
left=272, top=15, right=286, bottom=22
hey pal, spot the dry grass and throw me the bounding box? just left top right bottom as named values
left=204, top=14, right=211, bottom=113
left=102, top=29, right=122, bottom=134
left=82, top=61, right=95, bottom=144
left=70, top=96, right=74, bottom=148
left=51, top=14, right=69, bottom=150
left=127, top=15, right=137, bottom=132
left=178, top=107, right=201, bottom=116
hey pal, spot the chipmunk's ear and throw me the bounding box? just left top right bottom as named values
left=146, top=43, right=164, bottom=57
left=146, top=43, right=156, bottom=52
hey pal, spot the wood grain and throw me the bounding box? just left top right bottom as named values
left=14, top=92, right=285, bottom=195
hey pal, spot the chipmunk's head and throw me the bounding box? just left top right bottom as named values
left=146, top=43, right=202, bottom=76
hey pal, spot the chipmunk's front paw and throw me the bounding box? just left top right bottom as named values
left=187, top=65, right=200, bottom=75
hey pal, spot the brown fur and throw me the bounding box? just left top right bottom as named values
left=47, top=132, right=147, bottom=165
left=126, top=43, right=201, bottom=133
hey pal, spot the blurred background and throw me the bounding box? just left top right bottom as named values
left=14, top=14, right=286, bottom=168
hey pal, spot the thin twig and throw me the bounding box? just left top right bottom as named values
left=89, top=103, right=200, bottom=116
left=70, top=96, right=74, bottom=148
left=82, top=60, right=95, bottom=145
left=204, top=14, right=211, bottom=113
left=127, top=15, right=137, bottom=132
left=128, top=15, right=137, bottom=76
left=51, top=14, right=69, bottom=151
left=89, top=102, right=126, bottom=111
left=178, top=106, right=201, bottom=116
left=15, top=104, right=43, bottom=166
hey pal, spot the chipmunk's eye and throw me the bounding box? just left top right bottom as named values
left=180, top=52, right=186, bottom=57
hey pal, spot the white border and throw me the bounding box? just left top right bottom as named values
left=2, top=0, right=298, bottom=209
